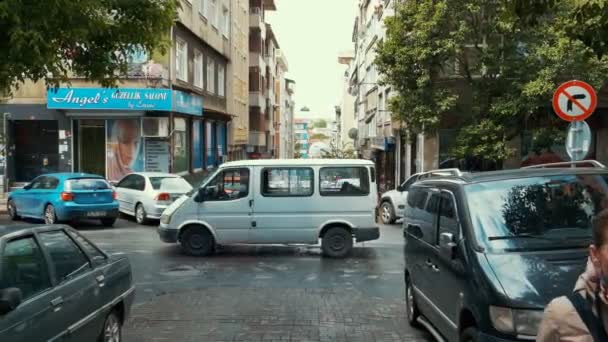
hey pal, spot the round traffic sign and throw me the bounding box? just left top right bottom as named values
left=552, top=80, right=597, bottom=122
left=566, top=121, right=592, bottom=161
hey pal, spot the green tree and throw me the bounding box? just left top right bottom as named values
left=310, top=133, right=330, bottom=141
left=320, top=141, right=357, bottom=159
left=0, top=0, right=178, bottom=93
left=293, top=141, right=303, bottom=159
left=313, top=119, right=327, bottom=128
left=375, top=0, right=608, bottom=165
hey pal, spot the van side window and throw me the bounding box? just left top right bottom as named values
left=438, top=192, right=459, bottom=240
left=414, top=190, right=428, bottom=210
left=262, top=168, right=314, bottom=197
left=204, top=168, right=250, bottom=201
left=320, top=167, right=370, bottom=196
left=426, top=193, right=440, bottom=214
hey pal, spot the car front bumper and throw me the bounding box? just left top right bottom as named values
left=354, top=227, right=380, bottom=242
left=158, top=225, right=179, bottom=243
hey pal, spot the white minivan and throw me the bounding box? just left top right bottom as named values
left=158, top=159, right=380, bottom=257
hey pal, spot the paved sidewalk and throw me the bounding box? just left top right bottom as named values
left=124, top=287, right=430, bottom=342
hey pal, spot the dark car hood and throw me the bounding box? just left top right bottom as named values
left=485, top=250, right=587, bottom=308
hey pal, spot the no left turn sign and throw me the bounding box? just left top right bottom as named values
left=552, top=80, right=597, bottom=122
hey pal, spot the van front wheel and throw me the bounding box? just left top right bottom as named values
left=321, top=227, right=353, bottom=258
left=181, top=227, right=215, bottom=256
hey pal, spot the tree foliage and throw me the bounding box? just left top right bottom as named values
left=310, top=133, right=330, bottom=141
left=0, top=0, right=178, bottom=93
left=312, top=119, right=328, bottom=128
left=320, top=141, right=357, bottom=159
left=375, top=0, right=608, bottom=163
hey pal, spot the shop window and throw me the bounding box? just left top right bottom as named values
left=142, top=118, right=169, bottom=137
left=173, top=118, right=189, bottom=173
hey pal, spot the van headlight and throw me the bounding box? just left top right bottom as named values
left=489, top=306, right=543, bottom=337
left=160, top=213, right=172, bottom=225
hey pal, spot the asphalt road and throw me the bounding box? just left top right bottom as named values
left=0, top=215, right=433, bottom=341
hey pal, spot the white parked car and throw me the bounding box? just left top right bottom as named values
left=158, top=159, right=379, bottom=258
left=378, top=169, right=462, bottom=224
left=114, top=172, right=193, bottom=224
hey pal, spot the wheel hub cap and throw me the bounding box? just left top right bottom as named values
left=330, top=236, right=345, bottom=251
left=407, top=284, right=414, bottom=318
left=45, top=208, right=54, bottom=223
left=136, top=207, right=144, bottom=221
left=104, top=315, right=120, bottom=342
left=382, top=206, right=391, bottom=221
left=190, top=234, right=205, bottom=249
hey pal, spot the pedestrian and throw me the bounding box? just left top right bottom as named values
left=537, top=210, right=608, bottom=341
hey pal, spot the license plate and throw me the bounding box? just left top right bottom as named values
left=87, top=211, right=106, bottom=217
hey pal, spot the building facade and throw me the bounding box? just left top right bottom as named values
left=337, top=51, right=357, bottom=149
left=248, top=0, right=276, bottom=159
left=282, top=79, right=296, bottom=159
left=350, top=0, right=400, bottom=192
left=228, top=0, right=250, bottom=160
left=293, top=119, right=311, bottom=159
left=0, top=0, right=239, bottom=190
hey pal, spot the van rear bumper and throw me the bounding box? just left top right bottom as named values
left=354, top=227, right=380, bottom=242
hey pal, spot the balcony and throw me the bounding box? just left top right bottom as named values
left=249, top=131, right=267, bottom=146
left=249, top=52, right=266, bottom=69
left=250, top=7, right=263, bottom=28
left=249, top=91, right=266, bottom=111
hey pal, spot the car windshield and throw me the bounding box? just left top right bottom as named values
left=149, top=177, right=192, bottom=192
left=65, top=178, right=111, bottom=191
left=465, top=174, right=608, bottom=252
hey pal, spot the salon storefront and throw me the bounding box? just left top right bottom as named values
left=47, top=87, right=208, bottom=182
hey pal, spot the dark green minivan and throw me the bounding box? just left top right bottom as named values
left=0, top=224, right=134, bottom=342
left=403, top=164, right=608, bottom=342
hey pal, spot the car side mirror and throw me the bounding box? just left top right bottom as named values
left=23, top=184, right=31, bottom=190
left=406, top=224, right=423, bottom=239
left=0, top=288, right=22, bottom=315
left=194, top=188, right=206, bottom=203
left=439, top=232, right=458, bottom=259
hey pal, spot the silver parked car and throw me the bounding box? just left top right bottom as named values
left=378, top=168, right=462, bottom=224
left=114, top=172, right=193, bottom=224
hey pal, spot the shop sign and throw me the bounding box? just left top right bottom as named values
left=371, top=137, right=386, bottom=151
left=145, top=139, right=170, bottom=173
left=173, top=90, right=203, bottom=116
left=47, top=87, right=173, bottom=111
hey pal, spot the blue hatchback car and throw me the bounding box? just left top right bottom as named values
left=7, top=173, right=119, bottom=226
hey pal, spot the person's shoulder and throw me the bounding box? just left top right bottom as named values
left=544, top=295, right=585, bottom=326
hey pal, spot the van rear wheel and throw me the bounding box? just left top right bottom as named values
left=181, top=227, right=215, bottom=256
left=321, top=227, right=353, bottom=258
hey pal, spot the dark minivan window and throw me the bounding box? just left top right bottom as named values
left=466, top=174, right=608, bottom=251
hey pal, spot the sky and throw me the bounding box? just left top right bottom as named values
left=266, top=0, right=358, bottom=121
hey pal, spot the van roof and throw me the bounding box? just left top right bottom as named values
left=220, top=159, right=375, bottom=168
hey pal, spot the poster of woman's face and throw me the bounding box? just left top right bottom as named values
left=106, top=119, right=144, bottom=181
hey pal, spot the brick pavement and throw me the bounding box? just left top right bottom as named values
left=124, top=287, right=431, bottom=342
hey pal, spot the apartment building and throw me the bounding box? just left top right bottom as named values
left=228, top=0, right=250, bottom=160
left=248, top=0, right=284, bottom=159
left=0, top=0, right=239, bottom=189
left=282, top=79, right=296, bottom=159
left=294, top=119, right=311, bottom=159
left=337, top=51, right=357, bottom=148
left=349, top=0, right=400, bottom=192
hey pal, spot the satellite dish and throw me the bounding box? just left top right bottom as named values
left=348, top=128, right=358, bottom=139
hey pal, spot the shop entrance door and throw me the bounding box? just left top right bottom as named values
left=13, top=120, right=59, bottom=182
left=78, top=120, right=105, bottom=176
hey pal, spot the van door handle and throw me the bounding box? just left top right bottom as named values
left=249, top=199, right=254, bottom=207
left=431, top=265, right=440, bottom=272
left=50, top=297, right=63, bottom=307
left=425, top=259, right=433, bottom=267
left=96, top=274, right=105, bottom=287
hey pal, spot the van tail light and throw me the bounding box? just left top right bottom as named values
left=155, top=193, right=171, bottom=201
left=112, top=191, right=118, bottom=200
left=61, top=192, right=74, bottom=201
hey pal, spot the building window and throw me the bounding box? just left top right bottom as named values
left=221, top=6, right=229, bottom=37
left=218, top=64, right=225, bottom=97
left=210, top=0, right=218, bottom=28
left=200, top=0, right=208, bottom=17
left=261, top=168, right=314, bottom=197
left=194, top=50, right=203, bottom=88
left=176, top=39, right=188, bottom=81
left=206, top=58, right=215, bottom=94
left=319, top=167, right=370, bottom=196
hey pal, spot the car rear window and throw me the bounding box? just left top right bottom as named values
left=150, top=177, right=193, bottom=192
left=65, top=178, right=111, bottom=191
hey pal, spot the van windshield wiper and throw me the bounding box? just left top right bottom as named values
left=488, top=233, right=557, bottom=241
